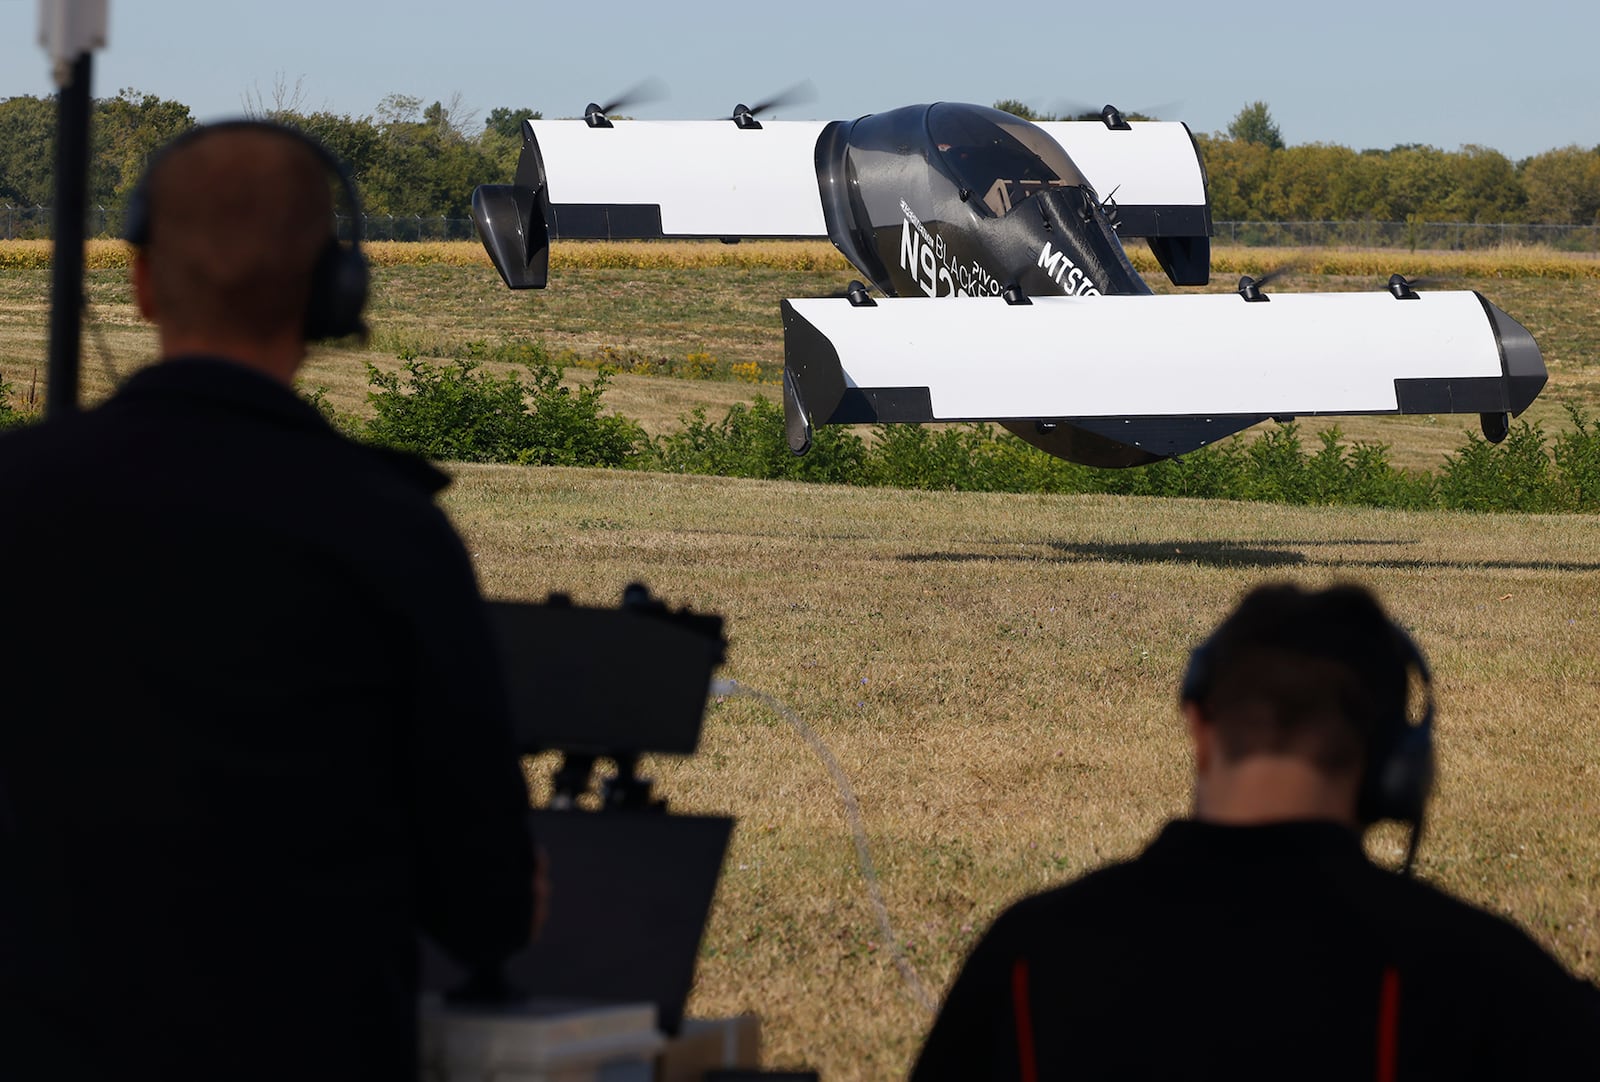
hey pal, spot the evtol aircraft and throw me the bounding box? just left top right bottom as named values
left=470, top=100, right=1547, bottom=467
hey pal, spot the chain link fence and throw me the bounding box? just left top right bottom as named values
left=5, top=205, right=1600, bottom=251
left=1210, top=220, right=1600, bottom=252
left=0, top=207, right=482, bottom=242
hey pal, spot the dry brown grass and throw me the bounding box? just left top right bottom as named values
left=8, top=238, right=1600, bottom=280
left=444, top=466, right=1600, bottom=1079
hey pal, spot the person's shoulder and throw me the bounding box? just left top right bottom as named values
left=1376, top=868, right=1578, bottom=969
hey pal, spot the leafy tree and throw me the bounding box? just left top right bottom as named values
left=480, top=107, right=541, bottom=179
left=421, top=94, right=475, bottom=144
left=1519, top=146, right=1600, bottom=224
left=1258, top=143, right=1365, bottom=219
left=992, top=99, right=1046, bottom=121
left=282, top=111, right=383, bottom=186
left=375, top=93, right=422, bottom=129
left=1439, top=145, right=1524, bottom=222
left=353, top=91, right=502, bottom=217
left=1228, top=101, right=1285, bottom=150
left=0, top=95, right=57, bottom=206
left=485, top=107, right=541, bottom=139
left=1194, top=133, right=1273, bottom=220
left=92, top=89, right=195, bottom=211
left=1381, top=144, right=1455, bottom=220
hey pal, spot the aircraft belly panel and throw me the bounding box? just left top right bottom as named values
left=784, top=292, right=1512, bottom=420
left=527, top=121, right=829, bottom=237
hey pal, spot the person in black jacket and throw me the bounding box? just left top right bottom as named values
left=0, top=122, right=536, bottom=1081
left=911, top=583, right=1600, bottom=1080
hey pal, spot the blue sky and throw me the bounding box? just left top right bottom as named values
left=5, top=0, right=1598, bottom=162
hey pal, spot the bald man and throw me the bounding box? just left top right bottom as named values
left=0, top=123, right=535, bottom=1081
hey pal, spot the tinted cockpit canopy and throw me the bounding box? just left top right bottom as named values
left=927, top=103, right=1092, bottom=218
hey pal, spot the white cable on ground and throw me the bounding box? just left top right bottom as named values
left=712, top=678, right=936, bottom=1014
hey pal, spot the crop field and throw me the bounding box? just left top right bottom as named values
left=6, top=240, right=1598, bottom=473
left=3, top=242, right=1599, bottom=1078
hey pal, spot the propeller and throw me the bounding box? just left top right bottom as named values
left=1386, top=272, right=1445, bottom=299
left=583, top=78, right=668, bottom=128
left=1236, top=263, right=1297, bottom=303
left=1045, top=97, right=1182, bottom=126
left=728, top=80, right=817, bottom=128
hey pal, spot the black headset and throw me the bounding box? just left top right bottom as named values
left=1180, top=618, right=1436, bottom=837
left=123, top=119, right=369, bottom=341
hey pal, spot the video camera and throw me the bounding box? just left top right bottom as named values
left=424, top=584, right=733, bottom=1036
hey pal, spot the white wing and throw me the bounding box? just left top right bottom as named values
left=781, top=290, right=1546, bottom=457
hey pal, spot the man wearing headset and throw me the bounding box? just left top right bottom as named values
left=911, top=582, right=1600, bottom=1080
left=0, top=124, right=535, bottom=1080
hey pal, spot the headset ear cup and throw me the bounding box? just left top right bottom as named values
left=1180, top=640, right=1213, bottom=705
left=1359, top=721, right=1435, bottom=825
left=1359, top=628, right=1436, bottom=826
left=303, top=240, right=369, bottom=340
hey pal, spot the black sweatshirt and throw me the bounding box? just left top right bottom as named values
left=912, top=819, right=1600, bottom=1081
left=0, top=359, right=534, bottom=1081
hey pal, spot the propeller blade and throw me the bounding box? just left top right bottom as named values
left=1388, top=272, right=1446, bottom=292
left=1250, top=261, right=1302, bottom=288
left=1236, top=263, right=1299, bottom=302
left=745, top=79, right=816, bottom=118
left=595, top=77, right=668, bottom=117
left=1047, top=97, right=1181, bottom=122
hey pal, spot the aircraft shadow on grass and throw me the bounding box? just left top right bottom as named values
left=897, top=539, right=1600, bottom=573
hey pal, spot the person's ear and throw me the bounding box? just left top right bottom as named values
left=131, top=250, right=157, bottom=323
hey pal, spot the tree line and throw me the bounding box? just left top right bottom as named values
left=3, top=90, right=1599, bottom=227
left=1001, top=99, right=1600, bottom=225
left=0, top=88, right=539, bottom=222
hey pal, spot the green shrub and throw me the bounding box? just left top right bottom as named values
left=654, top=397, right=866, bottom=483
left=514, top=366, right=650, bottom=469
left=1107, top=442, right=1248, bottom=501
left=864, top=424, right=997, bottom=491
left=0, top=371, right=17, bottom=429
left=0, top=368, right=39, bottom=430
left=363, top=358, right=648, bottom=468
left=1438, top=419, right=1561, bottom=512
left=1551, top=405, right=1600, bottom=512
left=1242, top=423, right=1313, bottom=502
left=298, top=383, right=365, bottom=439
left=350, top=365, right=1599, bottom=514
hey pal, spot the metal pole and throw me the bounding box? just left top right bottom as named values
left=46, top=50, right=92, bottom=419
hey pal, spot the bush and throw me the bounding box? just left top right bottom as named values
left=363, top=358, right=649, bottom=468
left=654, top=396, right=866, bottom=483
left=1438, top=419, right=1561, bottom=512
left=0, top=369, right=37, bottom=430
left=0, top=372, right=18, bottom=429
left=1551, top=405, right=1600, bottom=512
left=514, top=365, right=650, bottom=469
left=347, top=357, right=1600, bottom=515
left=1107, top=443, right=1248, bottom=501
left=299, top=383, right=364, bottom=439
left=1242, top=423, right=1312, bottom=502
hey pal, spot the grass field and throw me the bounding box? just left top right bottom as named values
left=3, top=243, right=1599, bottom=1077
left=453, top=467, right=1600, bottom=1077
